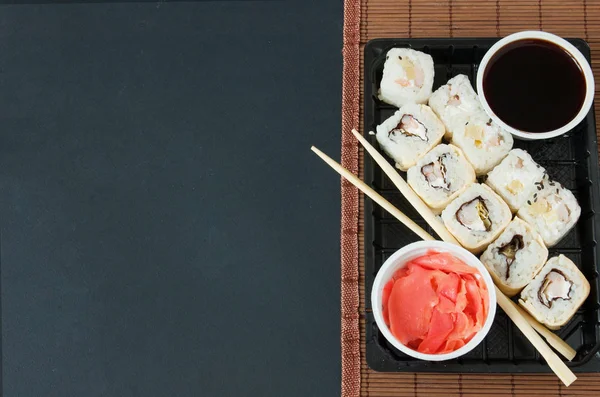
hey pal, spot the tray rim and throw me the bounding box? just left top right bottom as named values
left=363, top=36, right=600, bottom=373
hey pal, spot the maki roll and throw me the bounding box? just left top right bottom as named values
left=379, top=48, right=435, bottom=107
left=486, top=149, right=546, bottom=212
left=517, top=177, right=581, bottom=247
left=428, top=74, right=486, bottom=139
left=451, top=117, right=513, bottom=175
left=441, top=183, right=511, bottom=254
left=519, top=255, right=590, bottom=330
left=407, top=144, right=476, bottom=213
left=375, top=103, right=445, bottom=171
left=480, top=218, right=549, bottom=297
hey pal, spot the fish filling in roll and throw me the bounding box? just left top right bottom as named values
left=529, top=194, right=572, bottom=223
left=389, top=56, right=425, bottom=88
left=498, top=234, right=524, bottom=278
left=538, top=269, right=573, bottom=308
left=464, top=121, right=503, bottom=148
left=421, top=154, right=450, bottom=191
left=446, top=94, right=461, bottom=106
left=456, top=197, right=491, bottom=232
left=390, top=115, right=428, bottom=142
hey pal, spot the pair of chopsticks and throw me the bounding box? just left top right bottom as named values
left=311, top=129, right=577, bottom=387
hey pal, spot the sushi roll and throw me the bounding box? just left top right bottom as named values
left=407, top=144, right=476, bottom=213
left=519, top=255, right=590, bottom=330
left=480, top=218, right=549, bottom=297
left=451, top=117, right=513, bottom=175
left=375, top=103, right=445, bottom=171
left=517, top=177, right=581, bottom=247
left=428, top=74, right=486, bottom=139
left=486, top=149, right=546, bottom=213
left=379, top=48, right=435, bottom=108
left=441, top=183, right=511, bottom=254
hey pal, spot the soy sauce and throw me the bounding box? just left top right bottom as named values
left=482, top=39, right=586, bottom=133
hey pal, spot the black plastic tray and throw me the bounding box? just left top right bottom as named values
left=364, top=38, right=600, bottom=373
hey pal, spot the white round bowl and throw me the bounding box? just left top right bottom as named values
left=476, top=31, right=594, bottom=141
left=371, top=241, right=497, bottom=361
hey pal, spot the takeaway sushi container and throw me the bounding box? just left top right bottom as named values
left=364, top=37, right=600, bottom=373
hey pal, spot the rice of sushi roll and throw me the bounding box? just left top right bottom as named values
left=517, top=177, right=581, bottom=247
left=480, top=218, right=549, bottom=297
left=428, top=74, right=486, bottom=139
left=375, top=103, right=445, bottom=171
left=451, top=117, right=513, bottom=175
left=519, top=255, right=590, bottom=330
left=379, top=48, right=435, bottom=108
left=486, top=149, right=546, bottom=213
left=441, top=183, right=511, bottom=254
left=407, top=144, right=476, bottom=213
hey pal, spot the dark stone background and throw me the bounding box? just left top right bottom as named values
left=0, top=1, right=343, bottom=396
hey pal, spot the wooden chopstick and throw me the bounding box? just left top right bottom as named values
left=311, top=145, right=577, bottom=387
left=513, top=302, right=577, bottom=361
left=310, top=146, right=434, bottom=242
left=351, top=129, right=460, bottom=245
left=493, top=290, right=576, bottom=386
left=352, top=129, right=577, bottom=362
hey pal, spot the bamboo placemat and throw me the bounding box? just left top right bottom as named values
left=339, top=0, right=600, bottom=396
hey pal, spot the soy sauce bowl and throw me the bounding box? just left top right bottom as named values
left=476, top=31, right=595, bottom=141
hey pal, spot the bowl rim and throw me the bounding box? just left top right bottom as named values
left=370, top=240, right=497, bottom=361
left=475, top=30, right=595, bottom=141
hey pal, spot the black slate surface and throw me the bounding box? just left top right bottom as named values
left=0, top=1, right=343, bottom=396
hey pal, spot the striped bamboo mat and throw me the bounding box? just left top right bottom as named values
left=340, top=0, right=600, bottom=396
